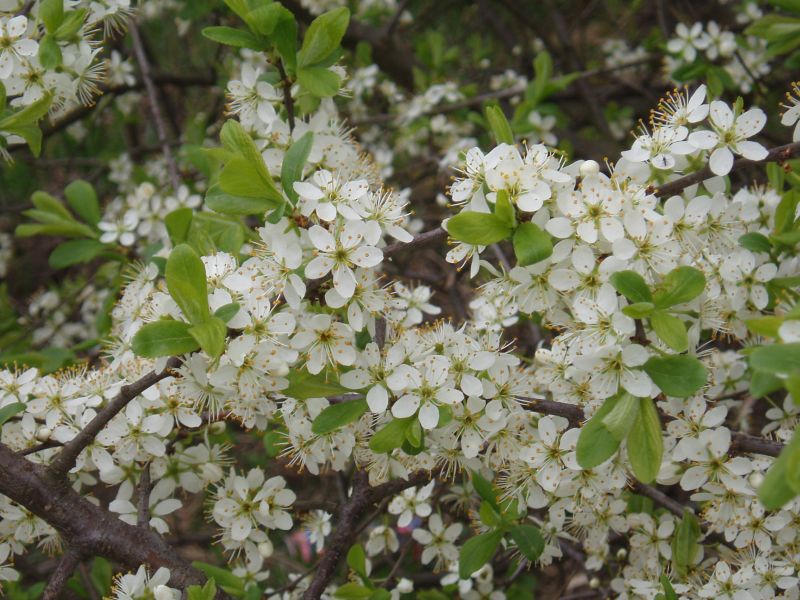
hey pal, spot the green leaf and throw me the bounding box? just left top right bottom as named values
left=284, top=369, right=349, bottom=399
left=346, top=544, right=368, bottom=579
left=31, top=191, right=73, bottom=219
left=749, top=343, right=800, bottom=375
left=131, top=320, right=200, bottom=358
left=739, top=232, right=772, bottom=254
left=38, top=34, right=62, bottom=69
left=650, top=311, right=689, bottom=352
left=64, top=180, right=101, bottom=226
left=41, top=0, right=65, bottom=32
left=4, top=122, right=43, bottom=156
left=576, top=394, right=624, bottom=468
left=334, top=583, right=373, bottom=599
left=369, top=417, right=414, bottom=453
left=512, top=222, right=553, bottom=266
left=282, top=131, right=314, bottom=203
left=214, top=302, right=241, bottom=324
left=750, top=370, right=784, bottom=398
left=89, top=558, right=112, bottom=596
left=471, top=470, right=500, bottom=510
left=54, top=9, right=86, bottom=40
left=622, top=302, right=655, bottom=318
left=448, top=211, right=512, bottom=246
left=627, top=397, right=663, bottom=483
left=530, top=51, right=553, bottom=104
left=660, top=576, right=678, bottom=600
left=643, top=355, right=707, bottom=398
left=479, top=500, right=503, bottom=527
left=219, top=120, right=283, bottom=201
left=190, top=213, right=245, bottom=255
left=165, top=208, right=194, bottom=245
left=671, top=510, right=701, bottom=578
left=48, top=239, right=105, bottom=269
left=509, top=524, right=544, bottom=561
left=759, top=429, right=800, bottom=508
left=485, top=105, right=514, bottom=144
left=166, top=244, right=210, bottom=325
left=187, top=579, right=217, bottom=600
left=220, top=156, right=280, bottom=199
left=297, top=66, right=341, bottom=97
left=653, top=266, right=706, bottom=308
left=192, top=562, right=244, bottom=596
left=201, top=26, right=269, bottom=50
left=746, top=316, right=783, bottom=338
left=600, top=392, right=640, bottom=441
left=494, top=190, right=516, bottom=228
left=298, top=6, right=350, bottom=67
left=0, top=403, right=25, bottom=430
left=0, top=94, right=52, bottom=129
left=312, top=398, right=368, bottom=435
left=610, top=270, right=652, bottom=303
left=188, top=316, right=227, bottom=359
left=774, top=190, right=798, bottom=235
left=459, top=530, right=504, bottom=579
left=205, top=184, right=280, bottom=215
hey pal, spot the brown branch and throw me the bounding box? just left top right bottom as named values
left=129, top=23, right=182, bottom=193
left=302, top=469, right=431, bottom=599
left=655, top=140, right=800, bottom=198
left=630, top=481, right=686, bottom=517
left=276, top=59, right=296, bottom=132
left=518, top=395, right=784, bottom=457
left=137, top=463, right=153, bottom=528
left=0, top=442, right=207, bottom=590
left=48, top=357, right=181, bottom=477
left=41, top=547, right=83, bottom=600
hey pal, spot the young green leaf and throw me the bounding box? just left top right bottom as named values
left=0, top=402, right=25, bottom=429
left=649, top=311, right=689, bottom=352
left=458, top=530, right=504, bottom=579
left=600, top=392, right=640, bottom=441
left=471, top=470, right=500, bottom=510
left=739, top=232, right=772, bottom=254
left=485, top=105, right=514, bottom=144
left=494, top=190, right=516, bottom=228
left=205, top=184, right=280, bottom=215
left=214, top=302, right=241, bottom=324
left=38, top=35, right=62, bottom=69
left=284, top=370, right=349, bottom=400
left=642, top=355, right=707, bottom=398
left=48, top=239, right=105, bottom=269
left=298, top=7, right=350, bottom=68
left=749, top=342, right=800, bottom=375
left=333, top=583, right=373, bottom=599
left=671, top=510, right=701, bottom=578
left=312, top=398, right=368, bottom=435
left=64, top=180, right=101, bottom=226
left=131, top=320, right=200, bottom=358
left=610, top=270, right=652, bottom=303
left=297, top=66, right=342, bottom=97
left=653, top=266, right=706, bottom=308
left=188, top=316, right=228, bottom=359
left=165, top=208, right=194, bottom=245
left=166, top=244, right=210, bottom=325
left=40, top=0, right=65, bottom=32
left=576, top=394, right=624, bottom=468
left=622, top=302, right=655, bottom=319
left=512, top=222, right=553, bottom=266
left=282, top=131, right=314, bottom=203
left=447, top=211, right=512, bottom=246
left=369, top=417, right=414, bottom=453
left=627, top=397, right=663, bottom=484
left=509, top=524, right=545, bottom=561
left=346, top=544, right=368, bottom=579
left=201, top=26, right=269, bottom=50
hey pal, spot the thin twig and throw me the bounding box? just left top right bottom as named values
left=276, top=59, right=296, bottom=132
left=48, top=357, right=181, bottom=477
left=41, top=548, right=83, bottom=600
left=137, top=462, right=153, bottom=528
left=129, top=23, right=182, bottom=193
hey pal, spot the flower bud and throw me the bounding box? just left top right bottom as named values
left=616, top=548, right=627, bottom=561
left=36, top=426, right=52, bottom=442
left=749, top=472, right=764, bottom=488
left=154, top=585, right=175, bottom=600
left=580, top=160, right=600, bottom=178
left=258, top=540, right=274, bottom=558
left=589, top=577, right=601, bottom=589
left=210, top=421, right=227, bottom=435
left=272, top=363, right=290, bottom=377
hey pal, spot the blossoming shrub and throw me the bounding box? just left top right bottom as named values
left=2, top=1, right=800, bottom=599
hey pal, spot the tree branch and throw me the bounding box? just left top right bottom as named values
left=48, top=357, right=181, bottom=477
left=302, top=469, right=431, bottom=599
left=654, top=140, right=800, bottom=198
left=41, top=547, right=83, bottom=600
left=129, top=23, right=182, bottom=194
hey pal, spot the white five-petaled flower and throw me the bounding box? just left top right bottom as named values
left=0, top=16, right=37, bottom=80
left=391, top=355, right=464, bottom=430
left=412, top=513, right=462, bottom=567
left=293, top=169, right=368, bottom=222
left=305, top=222, right=383, bottom=299
left=688, top=100, right=768, bottom=176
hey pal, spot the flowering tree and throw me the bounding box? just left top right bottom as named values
left=2, top=0, right=800, bottom=599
